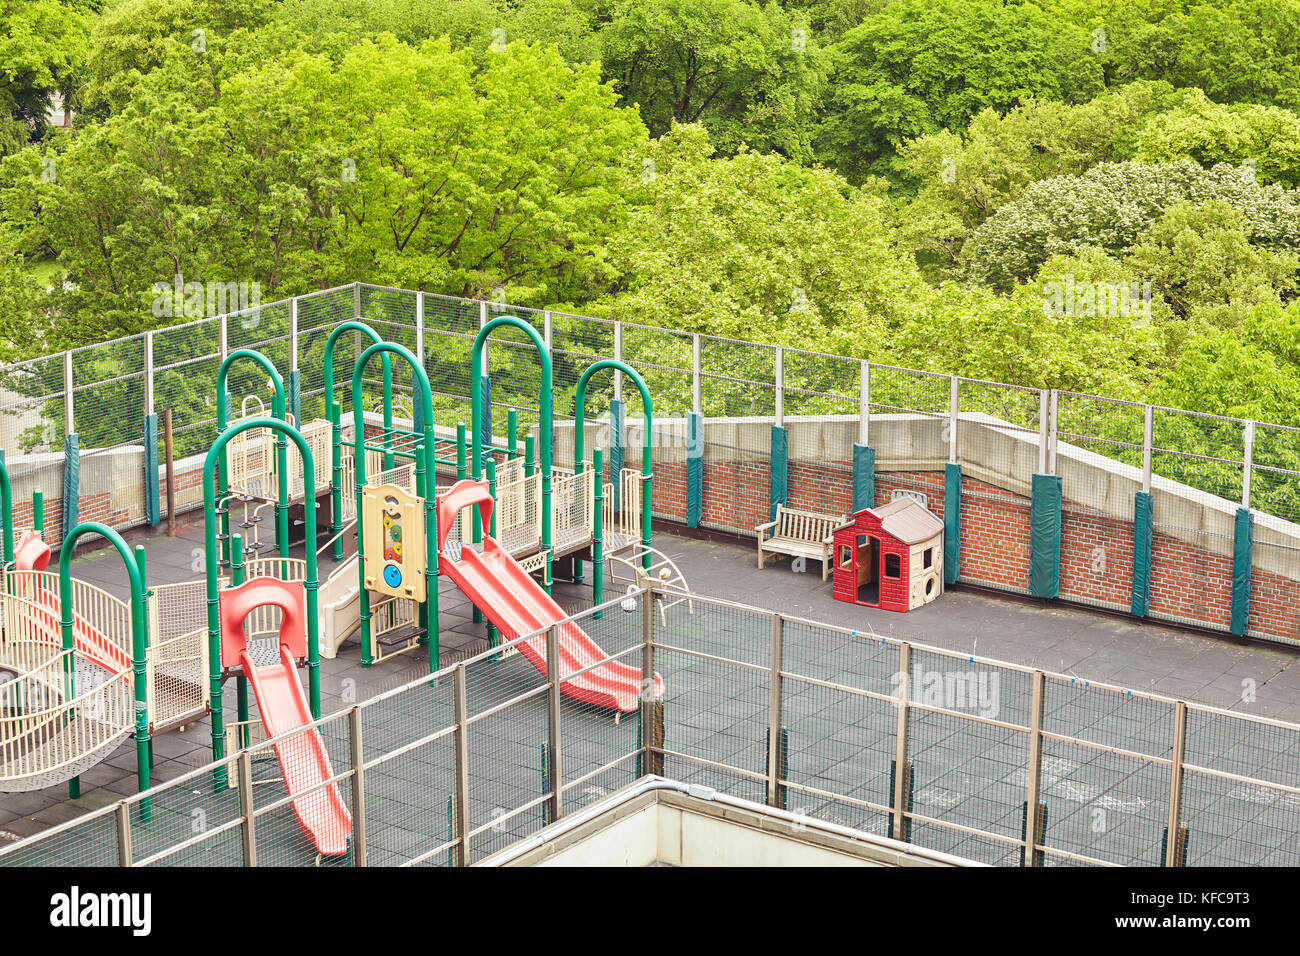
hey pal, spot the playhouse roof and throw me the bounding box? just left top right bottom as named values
left=871, top=498, right=943, bottom=545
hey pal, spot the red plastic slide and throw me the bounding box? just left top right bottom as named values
left=220, top=577, right=351, bottom=857
left=435, top=480, right=664, bottom=713
left=12, top=532, right=131, bottom=676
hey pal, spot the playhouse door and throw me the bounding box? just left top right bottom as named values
left=856, top=534, right=880, bottom=607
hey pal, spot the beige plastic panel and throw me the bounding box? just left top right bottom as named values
left=361, top=483, right=427, bottom=602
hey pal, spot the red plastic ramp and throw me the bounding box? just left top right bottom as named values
left=438, top=498, right=664, bottom=711
left=221, top=577, right=351, bottom=857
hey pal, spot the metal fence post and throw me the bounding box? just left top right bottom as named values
left=63, top=350, right=74, bottom=435
left=948, top=376, right=959, bottom=463
left=543, top=310, right=553, bottom=353
left=639, top=585, right=661, bottom=777
left=774, top=348, right=785, bottom=428
left=1242, top=420, right=1255, bottom=510
left=892, top=642, right=912, bottom=843
left=546, top=624, right=563, bottom=822
left=453, top=663, right=471, bottom=866
left=1142, top=405, right=1154, bottom=494
left=289, top=296, right=299, bottom=373
left=1037, top=390, right=1049, bottom=475
left=414, top=292, right=425, bottom=365
left=144, top=332, right=155, bottom=418
left=692, top=333, right=702, bottom=417
left=348, top=706, right=366, bottom=866
left=859, top=361, right=870, bottom=447
left=115, top=802, right=132, bottom=867
left=238, top=753, right=256, bottom=866
left=1165, top=701, right=1188, bottom=867
left=613, top=321, right=623, bottom=404
left=767, top=613, right=785, bottom=808
left=1023, top=671, right=1046, bottom=866
left=1048, top=389, right=1060, bottom=475
left=352, top=281, right=361, bottom=320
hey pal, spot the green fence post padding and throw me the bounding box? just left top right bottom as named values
left=62, top=433, right=79, bottom=536
left=287, top=368, right=301, bottom=427
left=477, top=374, right=492, bottom=467
left=943, top=462, right=961, bottom=584
left=1029, top=473, right=1063, bottom=598
left=609, top=400, right=624, bottom=511
left=1131, top=490, right=1153, bottom=617
left=686, top=411, right=703, bottom=527
left=852, top=443, right=875, bottom=514
left=144, top=413, right=160, bottom=526
left=769, top=425, right=788, bottom=521
left=1231, top=506, right=1253, bottom=636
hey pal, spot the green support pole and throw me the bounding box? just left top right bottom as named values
left=852, top=443, right=875, bottom=514
left=508, top=409, right=518, bottom=459
left=686, top=412, right=703, bottom=528
left=769, top=425, right=787, bottom=522
left=322, top=321, right=392, bottom=563
left=524, top=435, right=535, bottom=479
left=350, top=343, right=439, bottom=672
left=32, top=489, right=43, bottom=538
left=134, top=544, right=153, bottom=774
left=0, top=459, right=13, bottom=562
left=593, top=447, right=604, bottom=619
left=1231, top=506, right=1254, bottom=636
left=203, top=417, right=324, bottom=791
left=1131, top=491, right=1153, bottom=617
left=456, top=423, right=467, bottom=481
left=144, top=413, right=160, bottom=526
left=59, top=523, right=150, bottom=817
left=1029, top=473, right=1063, bottom=599
left=231, top=533, right=250, bottom=749
left=478, top=374, right=493, bottom=464
left=609, top=400, right=624, bottom=512
left=215, top=349, right=288, bottom=575
left=943, top=462, right=961, bottom=585
left=472, top=319, right=552, bottom=592
left=62, top=433, right=79, bottom=539
left=486, top=457, right=498, bottom=652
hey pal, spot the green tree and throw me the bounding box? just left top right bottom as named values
left=819, top=0, right=1105, bottom=182
left=0, top=0, right=90, bottom=151
left=598, top=0, right=830, bottom=162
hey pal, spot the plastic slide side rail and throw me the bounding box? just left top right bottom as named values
left=240, top=645, right=352, bottom=857
left=440, top=538, right=663, bottom=712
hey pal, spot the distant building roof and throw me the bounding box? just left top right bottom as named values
left=872, top=497, right=943, bottom=545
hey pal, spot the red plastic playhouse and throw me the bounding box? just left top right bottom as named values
left=832, top=496, right=945, bottom=612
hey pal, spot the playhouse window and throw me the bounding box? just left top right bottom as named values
left=839, top=545, right=853, bottom=569
left=923, top=547, right=933, bottom=569
left=884, top=553, right=901, bottom=578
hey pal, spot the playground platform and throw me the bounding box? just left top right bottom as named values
left=2, top=511, right=1296, bottom=855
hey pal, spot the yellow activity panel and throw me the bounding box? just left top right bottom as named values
left=362, top=483, right=426, bottom=602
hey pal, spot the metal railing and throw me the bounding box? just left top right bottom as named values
left=3, top=584, right=1299, bottom=867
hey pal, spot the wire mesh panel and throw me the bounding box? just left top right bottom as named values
left=780, top=620, right=897, bottom=834
left=784, top=349, right=857, bottom=518
left=1180, top=767, right=1300, bottom=867
left=1037, top=677, right=1174, bottom=866
left=1055, top=396, right=1145, bottom=613
left=296, top=286, right=363, bottom=424
left=0, top=804, right=121, bottom=867
left=655, top=597, right=769, bottom=803
left=359, top=676, right=457, bottom=867
left=906, top=649, right=1032, bottom=863
left=129, top=760, right=245, bottom=866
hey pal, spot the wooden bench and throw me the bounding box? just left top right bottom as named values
left=755, top=504, right=846, bottom=581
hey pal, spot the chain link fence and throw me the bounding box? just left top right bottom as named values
left=7, top=586, right=1300, bottom=867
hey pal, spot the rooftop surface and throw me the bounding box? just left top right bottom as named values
left=2, top=515, right=1297, bottom=861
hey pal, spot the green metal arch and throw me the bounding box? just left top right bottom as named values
left=350, top=341, right=441, bottom=672
left=470, top=317, right=554, bottom=580
left=58, top=522, right=150, bottom=807
left=215, top=348, right=289, bottom=572
left=201, top=416, right=322, bottom=789
left=323, top=321, right=395, bottom=561
left=573, top=359, right=653, bottom=569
